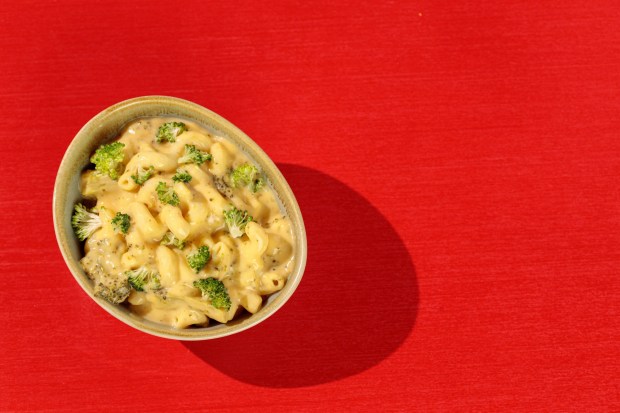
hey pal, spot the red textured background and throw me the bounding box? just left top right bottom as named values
left=1, top=1, right=619, bottom=411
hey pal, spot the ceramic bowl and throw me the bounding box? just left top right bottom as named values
left=53, top=96, right=307, bottom=340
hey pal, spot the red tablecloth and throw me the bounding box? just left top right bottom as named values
left=1, top=1, right=618, bottom=411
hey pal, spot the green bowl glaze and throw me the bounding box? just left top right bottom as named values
left=53, top=96, right=307, bottom=340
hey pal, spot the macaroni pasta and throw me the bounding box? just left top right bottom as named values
left=76, top=117, right=295, bottom=328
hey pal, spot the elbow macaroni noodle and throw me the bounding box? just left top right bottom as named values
left=78, top=117, right=295, bottom=328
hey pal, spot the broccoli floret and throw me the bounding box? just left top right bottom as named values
left=230, top=163, right=258, bottom=186
left=156, top=121, right=187, bottom=143
left=156, top=181, right=180, bottom=206
left=125, top=267, right=161, bottom=292
left=172, top=169, right=192, bottom=183
left=178, top=144, right=212, bottom=165
left=186, top=246, right=211, bottom=273
left=230, top=163, right=264, bottom=193
left=72, top=203, right=102, bottom=241
left=131, top=165, right=154, bottom=185
left=250, top=177, right=265, bottom=193
left=94, top=276, right=131, bottom=304
left=111, top=212, right=130, bottom=234
left=90, top=142, right=125, bottom=180
left=223, top=206, right=253, bottom=238
left=193, top=277, right=232, bottom=310
left=86, top=259, right=132, bottom=305
left=161, top=231, right=186, bottom=249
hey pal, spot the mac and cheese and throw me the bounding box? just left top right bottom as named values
left=75, top=117, right=295, bottom=328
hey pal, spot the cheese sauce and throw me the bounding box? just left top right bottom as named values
left=79, top=117, right=294, bottom=328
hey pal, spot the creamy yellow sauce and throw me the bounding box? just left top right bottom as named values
left=79, top=117, right=294, bottom=328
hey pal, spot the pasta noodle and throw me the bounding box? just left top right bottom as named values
left=75, top=117, right=295, bottom=328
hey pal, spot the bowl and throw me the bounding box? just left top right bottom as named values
left=53, top=96, right=307, bottom=340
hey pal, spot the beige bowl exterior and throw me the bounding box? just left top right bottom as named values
left=53, top=96, right=307, bottom=340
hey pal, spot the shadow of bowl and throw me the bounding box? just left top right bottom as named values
left=183, top=164, right=418, bottom=387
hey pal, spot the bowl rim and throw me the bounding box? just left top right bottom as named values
left=53, top=95, right=307, bottom=340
